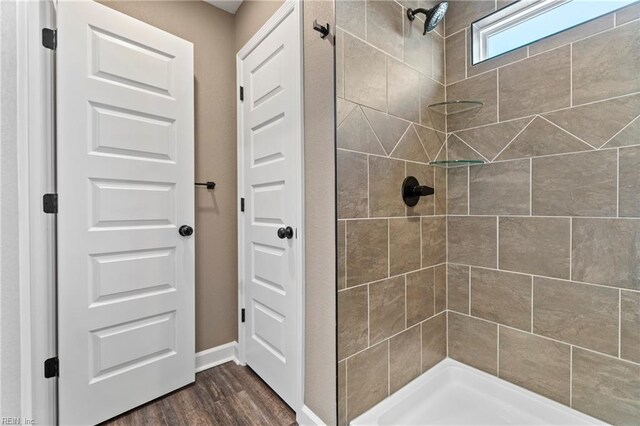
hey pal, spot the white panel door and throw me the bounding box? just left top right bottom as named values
left=239, top=4, right=302, bottom=410
left=56, top=2, right=194, bottom=424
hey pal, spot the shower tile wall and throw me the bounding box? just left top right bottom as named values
left=336, top=0, right=447, bottom=423
left=443, top=2, right=640, bottom=424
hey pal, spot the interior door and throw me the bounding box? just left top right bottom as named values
left=240, top=4, right=302, bottom=410
left=56, top=2, right=194, bottom=424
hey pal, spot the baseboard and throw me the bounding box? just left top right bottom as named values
left=297, top=405, right=326, bottom=426
left=195, top=341, right=239, bottom=373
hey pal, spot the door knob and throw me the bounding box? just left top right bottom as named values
left=277, top=226, right=294, bottom=239
left=179, top=225, right=194, bottom=237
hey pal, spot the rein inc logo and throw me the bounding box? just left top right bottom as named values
left=1, top=418, right=34, bottom=425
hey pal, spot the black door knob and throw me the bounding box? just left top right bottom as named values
left=179, top=225, right=194, bottom=237
left=277, top=226, right=294, bottom=239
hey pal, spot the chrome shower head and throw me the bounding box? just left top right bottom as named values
left=407, top=1, right=448, bottom=35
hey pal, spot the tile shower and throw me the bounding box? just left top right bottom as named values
left=336, top=1, right=640, bottom=425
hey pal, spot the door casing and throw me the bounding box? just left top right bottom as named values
left=236, top=0, right=305, bottom=415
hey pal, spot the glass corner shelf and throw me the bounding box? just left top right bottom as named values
left=429, top=160, right=485, bottom=168
left=427, top=100, right=484, bottom=116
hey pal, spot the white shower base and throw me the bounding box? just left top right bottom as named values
left=351, top=358, right=604, bottom=426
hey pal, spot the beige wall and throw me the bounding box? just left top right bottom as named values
left=335, top=0, right=447, bottom=422
left=235, top=0, right=284, bottom=52
left=443, top=1, right=640, bottom=424
left=303, top=1, right=337, bottom=423
left=102, top=1, right=239, bottom=351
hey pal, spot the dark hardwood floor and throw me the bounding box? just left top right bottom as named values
left=103, top=362, right=297, bottom=426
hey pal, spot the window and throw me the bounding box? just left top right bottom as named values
left=471, top=0, right=636, bottom=64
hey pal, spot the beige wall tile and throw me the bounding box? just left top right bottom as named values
left=471, top=268, right=531, bottom=331
left=572, top=218, right=640, bottom=291
left=447, top=71, right=498, bottom=131
left=337, top=29, right=344, bottom=98
left=573, top=22, right=640, bottom=105
left=419, top=75, right=446, bottom=132
left=617, top=2, right=640, bottom=25
left=542, top=94, right=640, bottom=149
left=445, top=29, right=466, bottom=84
left=362, top=106, right=411, bottom=155
left=529, top=13, right=614, bottom=56
left=498, top=327, right=571, bottom=405
left=619, top=146, right=640, bottom=217
left=422, top=312, right=447, bottom=371
left=406, top=267, right=435, bottom=327
left=445, top=0, right=495, bottom=36
left=532, top=150, right=617, bottom=217
left=338, top=220, right=346, bottom=290
left=499, top=46, right=571, bottom=121
left=406, top=162, right=435, bottom=216
left=448, top=216, right=497, bottom=268
left=456, top=117, right=532, bottom=161
left=337, top=97, right=357, bottom=126
left=366, top=0, right=404, bottom=59
left=338, top=360, right=346, bottom=426
left=337, top=150, right=369, bottom=218
left=369, top=276, right=406, bottom=344
left=337, top=106, right=386, bottom=155
left=421, top=216, right=446, bottom=267
left=435, top=264, right=446, bottom=313
left=391, top=125, right=428, bottom=162
left=621, top=290, right=640, bottom=363
left=414, top=124, right=446, bottom=161
left=388, top=58, right=420, bottom=122
left=338, top=285, right=368, bottom=360
left=606, top=115, right=640, bottom=148
left=448, top=312, right=498, bottom=375
left=344, top=34, right=387, bottom=111
left=572, top=348, right=640, bottom=425
left=448, top=264, right=470, bottom=314
left=497, top=116, right=592, bottom=161
left=447, top=134, right=487, bottom=162
left=447, top=167, right=468, bottom=215
left=346, top=341, right=389, bottom=421
left=389, top=217, right=421, bottom=276
left=469, top=159, right=530, bottom=215
left=346, top=219, right=388, bottom=287
left=405, top=15, right=433, bottom=76
left=499, top=217, right=571, bottom=279
left=369, top=156, right=406, bottom=217
left=434, top=167, right=446, bottom=216
left=432, top=33, right=445, bottom=84
left=533, top=277, right=619, bottom=355
left=389, top=325, right=422, bottom=393
left=336, top=0, right=365, bottom=39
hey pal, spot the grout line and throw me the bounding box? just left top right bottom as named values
left=570, top=346, right=573, bottom=407
left=618, top=289, right=622, bottom=358
left=603, top=114, right=640, bottom=148
left=338, top=263, right=449, bottom=293
left=538, top=115, right=597, bottom=150
left=388, top=125, right=412, bottom=158
left=451, top=133, right=491, bottom=162
left=491, top=116, right=537, bottom=161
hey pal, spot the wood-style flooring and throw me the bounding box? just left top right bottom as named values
left=103, top=361, right=296, bottom=426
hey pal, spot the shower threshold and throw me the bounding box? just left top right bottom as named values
left=350, top=358, right=604, bottom=425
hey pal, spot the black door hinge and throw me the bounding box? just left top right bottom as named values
left=44, top=357, right=58, bottom=378
left=239, top=86, right=244, bottom=101
left=241, top=308, right=245, bottom=323
left=42, top=28, right=57, bottom=50
left=43, top=193, right=58, bottom=214
left=240, top=197, right=245, bottom=212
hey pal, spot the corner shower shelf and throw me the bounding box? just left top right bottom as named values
left=429, top=160, right=485, bottom=168
left=427, top=100, right=483, bottom=115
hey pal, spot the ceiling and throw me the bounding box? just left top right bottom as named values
left=203, top=0, right=244, bottom=14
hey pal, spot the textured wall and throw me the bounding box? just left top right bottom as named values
left=235, top=0, right=285, bottom=52
left=444, top=1, right=640, bottom=424
left=335, top=0, right=447, bottom=422
left=303, top=1, right=337, bottom=422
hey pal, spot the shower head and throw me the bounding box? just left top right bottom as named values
left=407, top=2, right=448, bottom=35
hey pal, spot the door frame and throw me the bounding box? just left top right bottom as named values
left=235, top=0, right=305, bottom=415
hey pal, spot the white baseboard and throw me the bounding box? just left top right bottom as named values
left=297, top=405, right=326, bottom=426
left=195, top=341, right=239, bottom=373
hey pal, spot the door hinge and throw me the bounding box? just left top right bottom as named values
left=43, top=193, right=58, bottom=214
left=240, top=197, right=245, bottom=212
left=241, top=308, right=246, bottom=323
left=42, top=28, right=57, bottom=50
left=239, top=86, right=244, bottom=101
left=44, top=357, right=58, bottom=378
